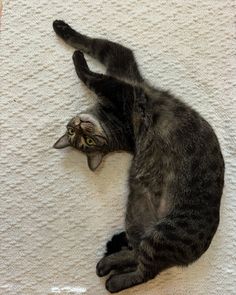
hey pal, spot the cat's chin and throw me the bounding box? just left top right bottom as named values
left=79, top=113, right=104, bottom=134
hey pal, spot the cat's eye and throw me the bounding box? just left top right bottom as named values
left=67, top=127, right=75, bottom=136
left=85, top=137, right=95, bottom=146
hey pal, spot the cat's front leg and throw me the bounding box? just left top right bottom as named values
left=53, top=20, right=89, bottom=51
left=72, top=50, right=134, bottom=107
left=72, top=50, right=90, bottom=79
left=53, top=20, right=143, bottom=83
left=72, top=50, right=106, bottom=90
left=53, top=20, right=75, bottom=41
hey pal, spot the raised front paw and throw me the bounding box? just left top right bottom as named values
left=53, top=20, right=75, bottom=40
left=72, top=50, right=89, bottom=70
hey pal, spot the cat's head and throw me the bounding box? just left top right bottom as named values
left=54, top=113, right=109, bottom=171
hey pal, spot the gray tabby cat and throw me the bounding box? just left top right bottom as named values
left=53, top=20, right=224, bottom=293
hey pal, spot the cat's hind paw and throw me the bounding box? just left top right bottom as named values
left=105, top=275, right=123, bottom=293
left=53, top=20, right=75, bottom=40
left=96, top=257, right=112, bottom=277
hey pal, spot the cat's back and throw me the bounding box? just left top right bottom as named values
left=124, top=84, right=225, bottom=263
left=130, top=89, right=224, bottom=214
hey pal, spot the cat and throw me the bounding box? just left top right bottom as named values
left=52, top=20, right=225, bottom=293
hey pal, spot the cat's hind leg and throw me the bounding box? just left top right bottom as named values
left=53, top=20, right=143, bottom=82
left=105, top=266, right=148, bottom=293
left=104, top=246, right=158, bottom=293
left=96, top=249, right=137, bottom=278
left=105, top=216, right=197, bottom=292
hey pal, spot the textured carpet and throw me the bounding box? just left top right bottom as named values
left=1, top=1, right=235, bottom=294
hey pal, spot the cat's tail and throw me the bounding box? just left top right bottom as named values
left=105, top=231, right=130, bottom=256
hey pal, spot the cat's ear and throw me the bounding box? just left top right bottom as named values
left=87, top=152, right=104, bottom=171
left=53, top=134, right=70, bottom=149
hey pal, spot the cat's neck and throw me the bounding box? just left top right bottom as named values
left=97, top=105, right=135, bottom=153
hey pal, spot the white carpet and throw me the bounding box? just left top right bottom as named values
left=1, top=1, right=235, bottom=294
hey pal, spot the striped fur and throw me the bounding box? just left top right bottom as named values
left=53, top=20, right=225, bottom=293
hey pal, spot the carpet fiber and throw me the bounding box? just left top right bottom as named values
left=1, top=1, right=235, bottom=294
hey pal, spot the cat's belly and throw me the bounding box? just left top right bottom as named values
left=126, top=150, right=176, bottom=246
left=125, top=183, right=171, bottom=247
